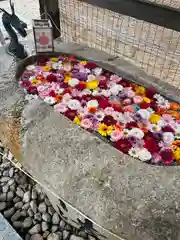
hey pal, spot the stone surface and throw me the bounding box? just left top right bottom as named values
left=3, top=43, right=180, bottom=240
left=29, top=224, right=41, bottom=235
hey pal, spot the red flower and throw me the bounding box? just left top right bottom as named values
left=146, top=88, right=156, bottom=99
left=162, top=126, right=175, bottom=133
left=140, top=102, right=150, bottom=109
left=81, top=95, right=93, bottom=102
left=97, top=97, right=111, bottom=109
left=27, top=86, right=38, bottom=95
left=63, top=89, right=72, bottom=95
left=47, top=74, right=57, bottom=82
left=144, top=138, right=159, bottom=154
left=160, top=149, right=173, bottom=165
left=64, top=110, right=77, bottom=121
left=37, top=58, right=49, bottom=66
left=75, top=82, right=86, bottom=91
left=84, top=62, right=97, bottom=69
left=103, top=115, right=117, bottom=126
left=99, top=80, right=108, bottom=89
left=21, top=80, right=31, bottom=89
left=126, top=122, right=138, bottom=129
left=120, top=79, right=129, bottom=87
left=112, top=104, right=123, bottom=113
left=49, top=90, right=56, bottom=98
left=114, top=139, right=132, bottom=154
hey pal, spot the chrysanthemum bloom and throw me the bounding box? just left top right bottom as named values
left=98, top=123, right=113, bottom=137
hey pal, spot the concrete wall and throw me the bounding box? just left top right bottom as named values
left=58, top=0, right=180, bottom=88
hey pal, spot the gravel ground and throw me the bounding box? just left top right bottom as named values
left=0, top=145, right=89, bottom=240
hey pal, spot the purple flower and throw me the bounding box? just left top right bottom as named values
left=72, top=72, right=88, bottom=81
left=60, top=82, right=69, bottom=88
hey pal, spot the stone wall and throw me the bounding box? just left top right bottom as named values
left=58, top=0, right=180, bottom=88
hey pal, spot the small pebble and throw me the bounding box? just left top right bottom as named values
left=59, top=220, right=66, bottom=231
left=7, top=191, right=14, bottom=201
left=13, top=196, right=21, bottom=203
left=23, top=202, right=30, bottom=210
left=23, top=217, right=33, bottom=228
left=16, top=187, right=24, bottom=198
left=45, top=197, right=51, bottom=206
left=20, top=210, right=27, bottom=218
left=13, top=221, right=22, bottom=228
left=42, top=212, right=51, bottom=222
left=63, top=230, right=70, bottom=240
left=31, top=190, right=37, bottom=200
left=48, top=206, right=55, bottom=216
left=23, top=191, right=31, bottom=203
left=1, top=177, right=10, bottom=182
left=0, top=202, right=6, bottom=211
left=43, top=231, right=50, bottom=239
left=3, top=171, right=9, bottom=177
left=30, top=234, right=43, bottom=240
left=78, top=231, right=88, bottom=239
left=8, top=179, right=15, bottom=186
left=51, top=225, right=58, bottom=232
left=29, top=224, right=41, bottom=235
left=11, top=210, right=21, bottom=221
left=30, top=200, right=38, bottom=213
left=34, top=213, right=42, bottom=222
left=28, top=208, right=34, bottom=217
left=41, top=221, right=49, bottom=232
left=4, top=207, right=15, bottom=218
left=38, top=202, right=47, bottom=213
left=0, top=193, right=6, bottom=201
left=25, top=234, right=31, bottom=240
left=2, top=185, right=9, bottom=193
left=48, top=233, right=61, bottom=240
left=70, top=236, right=84, bottom=240
left=9, top=168, right=14, bottom=178
left=52, top=212, right=60, bottom=225
left=15, top=201, right=23, bottom=209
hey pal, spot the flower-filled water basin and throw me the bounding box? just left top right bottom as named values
left=20, top=55, right=180, bottom=166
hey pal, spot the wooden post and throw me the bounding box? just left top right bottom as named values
left=39, top=0, right=60, bottom=39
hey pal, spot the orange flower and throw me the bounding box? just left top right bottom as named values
left=114, top=123, right=123, bottom=131
left=138, top=123, right=148, bottom=133
left=167, top=110, right=180, bottom=120
left=156, top=107, right=167, bottom=115
left=170, top=102, right=180, bottom=111
left=55, top=95, right=63, bottom=103
left=88, top=107, right=97, bottom=114
left=36, top=74, right=46, bottom=82
left=123, top=105, right=135, bottom=113
left=173, top=140, right=180, bottom=148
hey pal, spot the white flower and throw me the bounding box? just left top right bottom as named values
left=137, top=109, right=151, bottom=119
left=55, top=88, right=64, bottom=94
left=122, top=129, right=130, bottom=138
left=68, top=78, right=80, bottom=87
left=163, top=132, right=174, bottom=144
left=92, top=89, right=101, bottom=96
left=44, top=96, right=56, bottom=105
left=80, top=89, right=92, bottom=96
left=25, top=94, right=38, bottom=102
left=54, top=103, right=68, bottom=113
left=129, top=128, right=144, bottom=139
left=112, top=112, right=125, bottom=123
left=148, top=124, right=161, bottom=132
left=87, top=100, right=99, bottom=108
left=95, top=111, right=105, bottom=121
left=110, top=84, right=123, bottom=95
left=93, top=67, right=102, bottom=76
left=101, top=89, right=111, bottom=97
left=138, top=148, right=152, bottom=161
left=68, top=99, right=81, bottom=110
left=129, top=147, right=139, bottom=158
left=52, top=63, right=60, bottom=69
left=87, top=75, right=96, bottom=82
left=26, top=65, right=35, bottom=71
left=29, top=76, right=36, bottom=81
left=62, top=93, right=72, bottom=103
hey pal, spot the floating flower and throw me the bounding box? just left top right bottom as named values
left=54, top=103, right=68, bottom=113
left=143, top=97, right=151, bottom=103
left=81, top=118, right=93, bottom=129
left=149, top=113, right=161, bottom=124
left=133, top=96, right=143, bottom=104
left=129, top=128, right=144, bottom=139
left=110, top=130, right=123, bottom=142
left=86, top=80, right=99, bottom=90
left=26, top=65, right=36, bottom=71
left=110, top=75, right=122, bottom=83
left=44, top=96, right=56, bottom=105
left=163, top=132, right=174, bottom=145
left=173, top=148, right=180, bottom=162
left=144, top=138, right=159, bottom=154
left=68, top=78, right=80, bottom=87
left=110, top=84, right=123, bottom=95
left=68, top=99, right=81, bottom=110
left=95, top=111, right=105, bottom=122
left=62, top=93, right=72, bottom=103
left=135, top=86, right=146, bottom=96
left=42, top=66, right=52, bottom=72
left=138, top=148, right=152, bottom=161
left=98, top=123, right=113, bottom=136
left=114, top=139, right=132, bottom=153
left=129, top=147, right=139, bottom=158
left=50, top=57, right=59, bottom=62
left=160, top=149, right=173, bottom=165
left=87, top=100, right=99, bottom=108
left=104, top=107, right=114, bottom=116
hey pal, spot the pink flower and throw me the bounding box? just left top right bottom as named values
left=104, top=107, right=114, bottom=116
left=110, top=130, right=123, bottom=142
left=133, top=96, right=143, bottom=104
left=54, top=103, right=68, bottom=113
left=80, top=118, right=93, bottom=129
left=39, top=90, right=51, bottom=99
left=126, top=89, right=135, bottom=98
left=110, top=75, right=122, bottom=83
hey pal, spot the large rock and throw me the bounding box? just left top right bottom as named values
left=1, top=43, right=180, bottom=240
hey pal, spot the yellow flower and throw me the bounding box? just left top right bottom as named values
left=98, top=123, right=113, bottom=136
left=173, top=148, right=180, bottom=162
left=86, top=80, right=99, bottom=90
left=31, top=79, right=41, bottom=86
left=74, top=116, right=81, bottom=125
left=80, top=61, right=87, bottom=65
left=42, top=66, right=52, bottom=72
left=149, top=114, right=161, bottom=124
left=135, top=86, right=146, bottom=96
left=64, top=77, right=71, bottom=83
left=50, top=57, right=59, bottom=62
left=64, top=72, right=72, bottom=77
left=143, top=97, right=151, bottom=103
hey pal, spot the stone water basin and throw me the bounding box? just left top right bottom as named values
left=1, top=43, right=180, bottom=240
